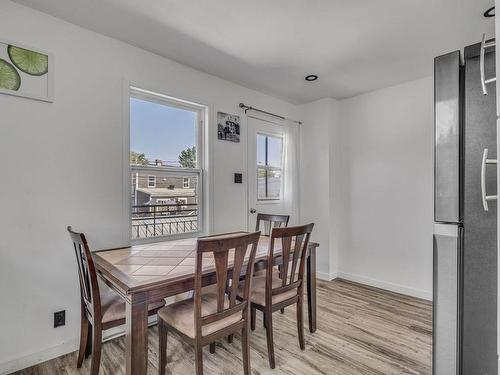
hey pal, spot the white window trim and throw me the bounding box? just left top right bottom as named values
left=256, top=132, right=284, bottom=201
left=147, top=175, right=156, bottom=188
left=129, top=86, right=207, bottom=243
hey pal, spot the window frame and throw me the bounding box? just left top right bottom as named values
left=256, top=132, right=284, bottom=201
left=183, top=177, right=190, bottom=188
left=129, top=86, right=206, bottom=243
left=147, top=175, right=156, bottom=188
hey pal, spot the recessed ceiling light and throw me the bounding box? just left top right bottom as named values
left=305, top=74, right=318, bottom=82
left=484, top=6, right=495, bottom=17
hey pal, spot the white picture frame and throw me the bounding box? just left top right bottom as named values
left=0, top=39, right=54, bottom=102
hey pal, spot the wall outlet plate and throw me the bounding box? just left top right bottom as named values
left=54, top=310, right=65, bottom=328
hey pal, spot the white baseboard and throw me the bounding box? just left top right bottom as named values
left=317, top=270, right=338, bottom=281
left=336, top=271, right=432, bottom=301
left=0, top=339, right=78, bottom=375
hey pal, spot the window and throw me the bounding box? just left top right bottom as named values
left=147, top=175, right=156, bottom=188
left=129, top=87, right=205, bottom=240
left=257, top=133, right=283, bottom=200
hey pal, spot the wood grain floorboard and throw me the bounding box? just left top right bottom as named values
left=13, top=279, right=432, bottom=375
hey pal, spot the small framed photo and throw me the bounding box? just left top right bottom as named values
left=0, top=40, right=54, bottom=102
left=217, top=112, right=240, bottom=143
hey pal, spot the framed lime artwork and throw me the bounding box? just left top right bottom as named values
left=0, top=40, right=53, bottom=102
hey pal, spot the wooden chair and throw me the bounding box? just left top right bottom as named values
left=157, top=231, right=261, bottom=375
left=255, top=213, right=290, bottom=236
left=67, top=227, right=166, bottom=375
left=237, top=223, right=314, bottom=368
left=255, top=213, right=290, bottom=314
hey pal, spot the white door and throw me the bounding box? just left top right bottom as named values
left=247, top=115, right=299, bottom=231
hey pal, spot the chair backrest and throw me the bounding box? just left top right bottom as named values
left=194, top=231, right=261, bottom=338
left=67, top=226, right=101, bottom=324
left=265, top=223, right=314, bottom=305
left=255, top=213, right=290, bottom=236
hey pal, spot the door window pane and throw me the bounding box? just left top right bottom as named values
left=257, top=167, right=267, bottom=200
left=267, top=136, right=283, bottom=168
left=257, top=134, right=266, bottom=166
left=257, top=133, right=283, bottom=200
left=267, top=169, right=281, bottom=198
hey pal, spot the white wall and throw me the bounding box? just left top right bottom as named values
left=0, top=1, right=298, bottom=372
left=337, top=77, right=434, bottom=299
left=298, top=98, right=338, bottom=279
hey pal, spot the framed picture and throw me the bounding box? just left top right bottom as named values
left=0, top=40, right=54, bottom=102
left=217, top=112, right=240, bottom=143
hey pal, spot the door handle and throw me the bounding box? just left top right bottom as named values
left=481, top=148, right=497, bottom=211
left=250, top=208, right=257, bottom=214
left=480, top=33, right=496, bottom=96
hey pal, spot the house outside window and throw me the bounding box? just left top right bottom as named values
left=183, top=177, right=190, bottom=188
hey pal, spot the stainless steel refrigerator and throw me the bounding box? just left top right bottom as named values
left=433, top=40, right=497, bottom=375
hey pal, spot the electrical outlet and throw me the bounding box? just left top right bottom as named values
left=54, top=310, right=65, bottom=328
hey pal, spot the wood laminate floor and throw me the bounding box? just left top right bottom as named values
left=14, top=279, right=432, bottom=375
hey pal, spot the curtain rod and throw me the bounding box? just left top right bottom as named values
left=239, top=103, right=302, bottom=125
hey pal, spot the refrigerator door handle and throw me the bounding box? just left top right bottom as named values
left=481, top=148, right=498, bottom=211
left=480, top=33, right=497, bottom=96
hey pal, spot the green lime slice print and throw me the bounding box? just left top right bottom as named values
left=0, top=59, right=21, bottom=91
left=8, top=45, right=48, bottom=76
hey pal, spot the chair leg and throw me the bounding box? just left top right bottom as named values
left=242, top=325, right=251, bottom=375
left=227, top=334, right=234, bottom=343
left=264, top=311, right=275, bottom=369
left=159, top=320, right=168, bottom=375
left=297, top=298, right=305, bottom=350
left=209, top=342, right=216, bottom=353
left=90, top=326, right=102, bottom=375
left=250, top=307, right=256, bottom=331
left=195, top=342, right=204, bottom=375
left=263, top=311, right=267, bottom=329
left=280, top=308, right=285, bottom=314
left=77, top=317, right=89, bottom=368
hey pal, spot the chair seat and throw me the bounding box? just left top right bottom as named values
left=238, top=269, right=297, bottom=306
left=158, top=286, right=243, bottom=339
left=99, top=283, right=166, bottom=325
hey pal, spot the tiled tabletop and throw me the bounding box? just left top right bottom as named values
left=93, top=233, right=317, bottom=293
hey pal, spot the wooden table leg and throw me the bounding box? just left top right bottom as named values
left=306, top=245, right=317, bottom=333
left=125, top=292, right=149, bottom=375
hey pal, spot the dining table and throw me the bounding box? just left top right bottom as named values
left=92, top=232, right=319, bottom=375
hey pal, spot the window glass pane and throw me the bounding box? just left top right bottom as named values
left=256, top=134, right=266, bottom=166
left=256, top=133, right=283, bottom=200
left=131, top=170, right=199, bottom=238
left=267, top=169, right=281, bottom=198
left=267, top=136, right=283, bottom=168
left=130, top=90, right=203, bottom=240
left=257, top=167, right=267, bottom=200
left=130, top=97, right=197, bottom=168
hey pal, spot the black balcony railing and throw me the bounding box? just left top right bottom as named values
left=131, top=203, right=198, bottom=239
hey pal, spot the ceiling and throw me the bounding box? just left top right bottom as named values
left=14, top=0, right=495, bottom=104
